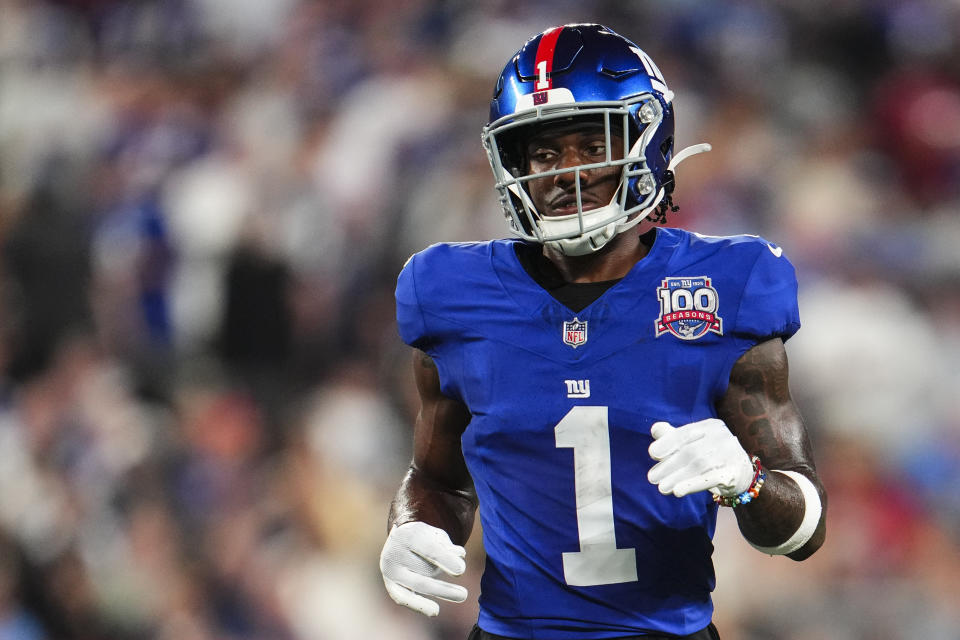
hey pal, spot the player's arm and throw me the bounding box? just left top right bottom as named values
left=714, top=337, right=826, bottom=560
left=388, top=348, right=478, bottom=540
left=648, top=338, right=826, bottom=561
left=380, top=349, right=477, bottom=616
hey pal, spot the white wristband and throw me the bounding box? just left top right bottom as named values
left=748, top=470, right=822, bottom=556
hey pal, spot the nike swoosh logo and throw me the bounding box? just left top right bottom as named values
left=767, top=244, right=783, bottom=257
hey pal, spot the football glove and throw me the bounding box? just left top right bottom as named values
left=379, top=521, right=468, bottom=617
left=647, top=418, right=754, bottom=498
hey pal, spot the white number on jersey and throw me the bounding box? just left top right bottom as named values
left=554, top=406, right=638, bottom=586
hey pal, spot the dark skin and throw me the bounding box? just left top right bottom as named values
left=524, top=125, right=647, bottom=282
left=389, top=126, right=827, bottom=560
left=716, top=338, right=827, bottom=559
left=389, top=349, right=477, bottom=546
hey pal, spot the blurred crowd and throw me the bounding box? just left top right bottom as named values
left=0, top=1, right=958, bottom=638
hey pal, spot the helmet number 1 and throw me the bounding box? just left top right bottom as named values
left=555, top=406, right=638, bottom=586
left=535, top=60, right=550, bottom=90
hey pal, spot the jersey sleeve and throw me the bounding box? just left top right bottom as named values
left=733, top=243, right=801, bottom=342
left=395, top=253, right=430, bottom=349
left=394, top=247, right=468, bottom=403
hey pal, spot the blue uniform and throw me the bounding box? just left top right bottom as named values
left=395, top=227, right=800, bottom=639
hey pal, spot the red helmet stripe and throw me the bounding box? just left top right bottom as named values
left=533, top=26, right=564, bottom=90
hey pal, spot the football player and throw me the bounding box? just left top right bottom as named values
left=380, top=23, right=826, bottom=640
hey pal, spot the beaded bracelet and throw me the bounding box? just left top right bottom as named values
left=713, top=456, right=766, bottom=508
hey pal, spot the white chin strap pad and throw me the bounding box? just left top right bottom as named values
left=546, top=227, right=618, bottom=256
left=541, top=203, right=622, bottom=256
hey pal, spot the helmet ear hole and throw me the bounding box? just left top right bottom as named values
left=660, top=136, right=674, bottom=162
left=661, top=169, right=676, bottom=195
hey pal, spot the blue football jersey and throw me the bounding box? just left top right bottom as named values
left=395, top=227, right=800, bottom=639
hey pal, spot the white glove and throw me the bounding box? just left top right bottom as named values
left=379, top=521, right=468, bottom=617
left=647, top=418, right=754, bottom=498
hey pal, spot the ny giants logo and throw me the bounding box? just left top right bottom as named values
left=655, top=276, right=723, bottom=341
left=564, top=379, right=590, bottom=398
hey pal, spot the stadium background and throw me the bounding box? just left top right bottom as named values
left=0, top=0, right=958, bottom=638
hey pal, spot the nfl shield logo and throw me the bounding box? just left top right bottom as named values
left=562, top=318, right=588, bottom=348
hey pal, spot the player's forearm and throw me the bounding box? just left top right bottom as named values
left=388, top=466, right=478, bottom=546
left=714, top=339, right=827, bottom=559
left=732, top=466, right=826, bottom=560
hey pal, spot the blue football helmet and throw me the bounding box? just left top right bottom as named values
left=482, top=23, right=710, bottom=255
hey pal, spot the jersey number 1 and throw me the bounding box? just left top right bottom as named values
left=555, top=406, right=638, bottom=586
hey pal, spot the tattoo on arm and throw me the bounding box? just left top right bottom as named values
left=717, top=340, right=805, bottom=469
left=716, top=338, right=826, bottom=558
